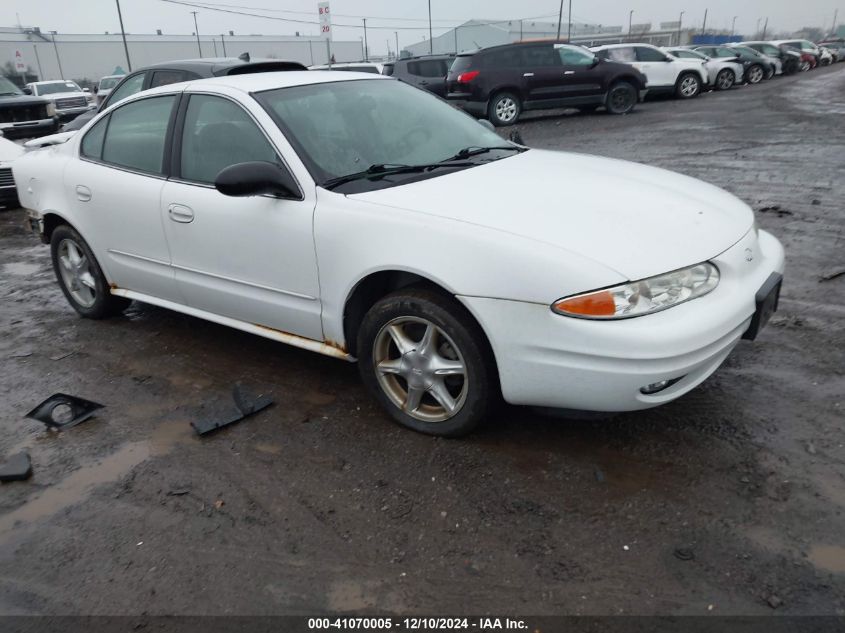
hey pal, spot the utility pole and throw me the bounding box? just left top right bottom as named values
left=191, top=11, right=202, bottom=57
left=115, top=0, right=132, bottom=71
left=832, top=9, right=839, bottom=36
left=220, top=33, right=227, bottom=56
left=701, top=8, right=708, bottom=36
left=362, top=18, right=368, bottom=61
left=427, top=0, right=433, bottom=54
left=628, top=10, right=634, bottom=40
left=395, top=31, right=399, bottom=59
left=761, top=17, right=768, bottom=40
left=756, top=18, right=761, bottom=38
left=730, top=16, right=737, bottom=37
left=677, top=11, right=684, bottom=46
left=454, top=26, right=457, bottom=54
left=567, top=0, right=572, bottom=42
left=50, top=31, right=64, bottom=79
left=556, top=0, right=564, bottom=40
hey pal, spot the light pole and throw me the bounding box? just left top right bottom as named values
left=677, top=11, right=684, bottom=46
left=115, top=0, right=132, bottom=71
left=730, top=16, right=737, bottom=37
left=49, top=31, right=64, bottom=79
left=556, top=0, right=564, bottom=40
left=567, top=0, right=573, bottom=42
left=628, top=10, right=634, bottom=40
left=701, top=8, right=708, bottom=36
left=427, top=0, right=433, bottom=54
left=220, top=33, right=227, bottom=56
left=362, top=18, right=368, bottom=61
left=191, top=11, right=202, bottom=57
left=395, top=31, right=399, bottom=59
left=761, top=17, right=768, bottom=39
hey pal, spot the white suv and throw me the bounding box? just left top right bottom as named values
left=591, top=43, right=708, bottom=99
left=663, top=47, right=744, bottom=90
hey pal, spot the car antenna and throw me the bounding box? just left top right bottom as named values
left=238, top=52, right=250, bottom=62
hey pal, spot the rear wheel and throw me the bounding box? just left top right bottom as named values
left=357, top=288, right=497, bottom=437
left=714, top=68, right=735, bottom=91
left=675, top=73, right=701, bottom=99
left=604, top=81, right=637, bottom=114
left=487, top=91, right=521, bottom=126
left=50, top=225, right=130, bottom=319
left=746, top=64, right=765, bottom=84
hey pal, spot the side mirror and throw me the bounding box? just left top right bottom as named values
left=478, top=119, right=495, bottom=132
left=23, top=87, right=32, bottom=95
left=215, top=161, right=300, bottom=199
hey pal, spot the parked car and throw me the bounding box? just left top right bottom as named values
left=13, top=71, right=785, bottom=436
left=591, top=43, right=707, bottom=99
left=0, top=132, right=24, bottom=210
left=95, top=74, right=125, bottom=106
left=310, top=62, right=384, bottom=74
left=663, top=47, right=743, bottom=90
left=0, top=76, right=58, bottom=139
left=740, top=41, right=802, bottom=74
left=382, top=55, right=455, bottom=97
left=61, top=55, right=307, bottom=132
left=23, top=80, right=96, bottom=121
left=818, top=47, right=835, bottom=66
left=447, top=42, right=648, bottom=126
left=772, top=39, right=821, bottom=63
left=818, top=40, right=845, bottom=61
left=692, top=45, right=774, bottom=83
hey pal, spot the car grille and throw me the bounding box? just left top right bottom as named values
left=0, top=168, right=14, bottom=187
left=0, top=104, right=49, bottom=123
left=55, top=96, right=88, bottom=109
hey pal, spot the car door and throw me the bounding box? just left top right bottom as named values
left=554, top=44, right=604, bottom=100
left=160, top=92, right=322, bottom=340
left=64, top=93, right=181, bottom=301
left=406, top=59, right=449, bottom=96
left=634, top=46, right=676, bottom=87
left=518, top=45, right=564, bottom=105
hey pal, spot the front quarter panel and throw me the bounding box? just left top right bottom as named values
left=314, top=189, right=626, bottom=348
left=13, top=142, right=75, bottom=228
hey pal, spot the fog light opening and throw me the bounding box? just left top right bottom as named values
left=640, top=376, right=685, bottom=395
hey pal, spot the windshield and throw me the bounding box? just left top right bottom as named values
left=255, top=78, right=514, bottom=188
left=36, top=81, right=81, bottom=95
left=99, top=76, right=122, bottom=90
left=0, top=76, right=22, bottom=95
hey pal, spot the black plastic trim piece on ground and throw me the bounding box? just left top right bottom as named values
left=0, top=451, right=33, bottom=482
left=191, top=385, right=273, bottom=436
left=25, top=393, right=104, bottom=430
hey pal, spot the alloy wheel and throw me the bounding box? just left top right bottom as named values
left=680, top=76, right=699, bottom=97
left=57, top=238, right=97, bottom=308
left=609, top=85, right=634, bottom=112
left=372, top=316, right=468, bottom=423
left=747, top=66, right=764, bottom=83
left=495, top=97, right=518, bottom=123
left=716, top=70, right=734, bottom=90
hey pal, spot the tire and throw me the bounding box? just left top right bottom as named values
left=357, top=288, right=498, bottom=437
left=50, top=225, right=130, bottom=319
left=746, top=64, right=765, bottom=84
left=714, top=68, right=735, bottom=91
left=604, top=81, right=637, bottom=114
left=674, top=72, right=701, bottom=99
left=800, top=60, right=811, bottom=72
left=764, top=66, right=775, bottom=80
left=820, top=58, right=831, bottom=67
left=487, top=91, right=521, bottom=127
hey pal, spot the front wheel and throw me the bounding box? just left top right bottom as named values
left=605, top=81, right=637, bottom=114
left=714, top=68, right=735, bottom=91
left=746, top=64, right=765, bottom=84
left=357, top=288, right=498, bottom=437
left=675, top=73, right=701, bottom=99
left=50, top=225, right=131, bottom=319
left=487, top=92, right=521, bottom=127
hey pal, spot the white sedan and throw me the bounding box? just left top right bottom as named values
left=12, top=71, right=785, bottom=436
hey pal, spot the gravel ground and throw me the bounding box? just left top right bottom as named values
left=0, top=65, right=843, bottom=617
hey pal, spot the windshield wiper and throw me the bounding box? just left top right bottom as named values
left=442, top=145, right=523, bottom=162
left=323, top=161, right=475, bottom=190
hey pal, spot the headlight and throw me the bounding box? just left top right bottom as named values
left=46, top=103, right=56, bottom=117
left=552, top=262, right=720, bottom=320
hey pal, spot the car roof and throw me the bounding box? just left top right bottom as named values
left=142, top=57, right=306, bottom=76
left=138, top=70, right=390, bottom=97
left=31, top=79, right=75, bottom=84
left=591, top=43, right=655, bottom=50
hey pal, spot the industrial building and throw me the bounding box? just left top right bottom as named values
left=402, top=19, right=694, bottom=57
left=0, top=26, right=362, bottom=84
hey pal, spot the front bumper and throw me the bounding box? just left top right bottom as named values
left=0, top=117, right=59, bottom=139
left=458, top=229, right=785, bottom=412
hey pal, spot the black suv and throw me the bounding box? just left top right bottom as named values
left=61, top=55, right=306, bottom=132
left=446, top=42, right=647, bottom=126
left=0, top=75, right=58, bottom=139
left=383, top=55, right=455, bottom=97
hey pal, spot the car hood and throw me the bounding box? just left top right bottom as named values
left=351, top=149, right=753, bottom=280
left=44, top=91, right=87, bottom=100
left=0, top=137, right=24, bottom=163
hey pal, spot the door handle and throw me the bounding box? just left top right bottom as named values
left=75, top=185, right=91, bottom=202
left=168, top=204, right=195, bottom=223
left=419, top=80, right=429, bottom=85
left=564, top=70, right=576, bottom=75
left=523, top=72, right=535, bottom=77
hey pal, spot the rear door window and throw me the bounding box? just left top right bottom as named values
left=101, top=95, right=176, bottom=175
left=408, top=59, right=449, bottom=77
left=635, top=47, right=668, bottom=62
left=482, top=48, right=522, bottom=69
left=520, top=45, right=559, bottom=67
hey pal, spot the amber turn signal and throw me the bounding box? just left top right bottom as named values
left=552, top=290, right=616, bottom=317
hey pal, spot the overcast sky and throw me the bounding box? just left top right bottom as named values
left=2, top=0, right=841, bottom=54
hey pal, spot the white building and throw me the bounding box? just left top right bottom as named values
left=0, top=26, right=362, bottom=83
